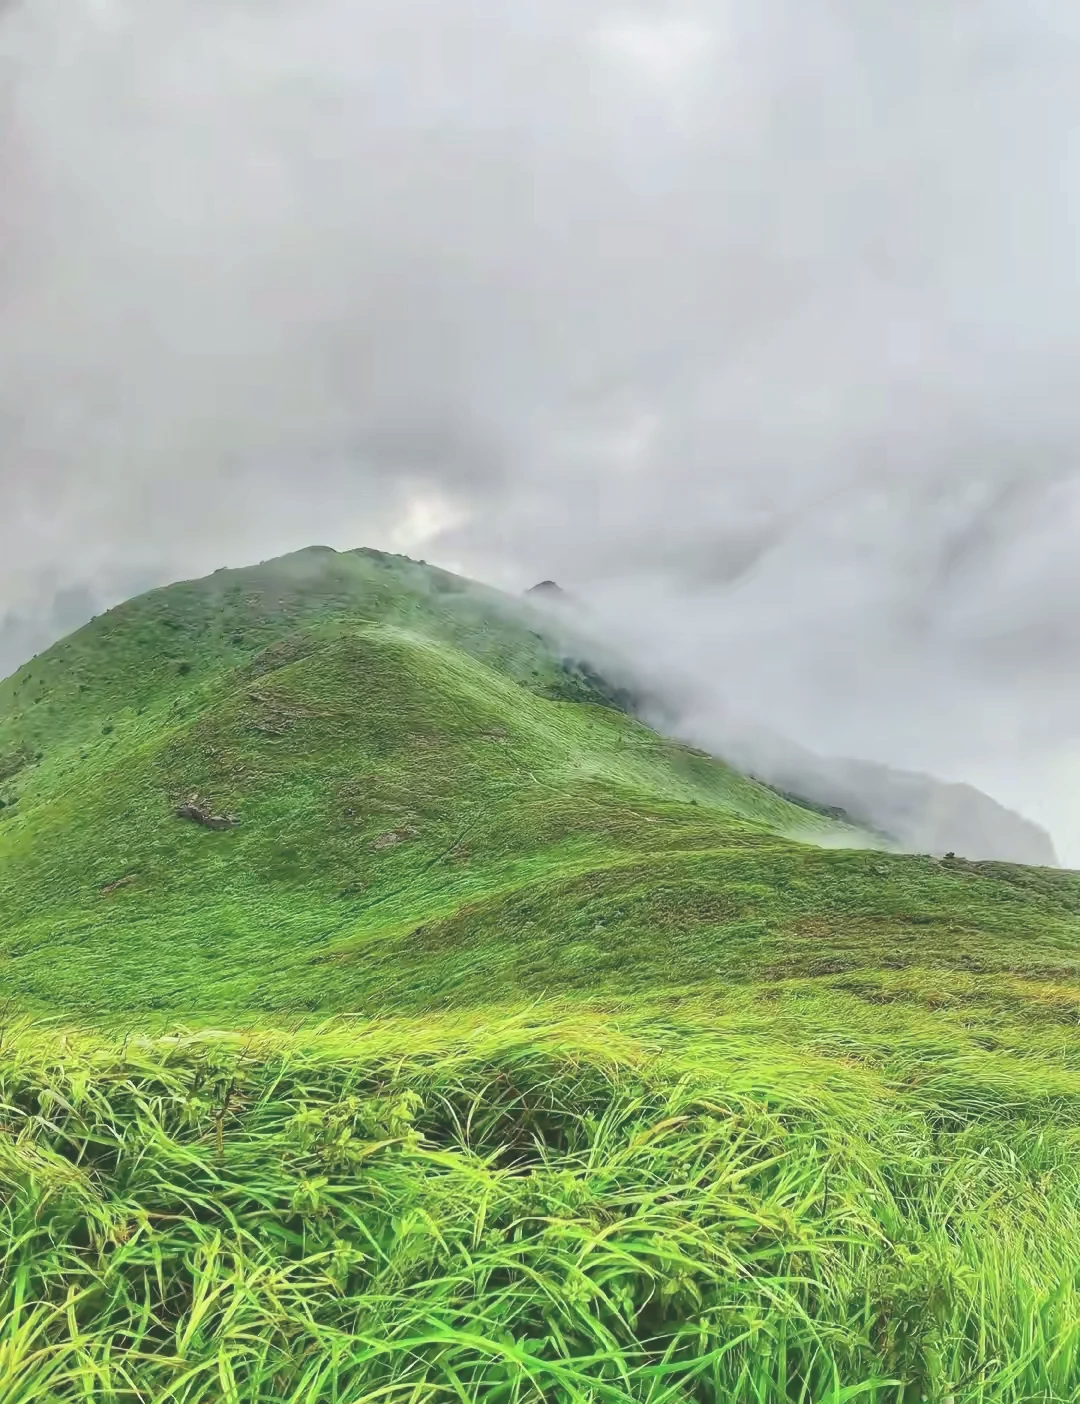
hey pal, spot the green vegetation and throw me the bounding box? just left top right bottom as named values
left=0, top=546, right=1079, bottom=1400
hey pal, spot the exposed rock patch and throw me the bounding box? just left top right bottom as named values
left=100, top=874, right=138, bottom=895
left=0, top=742, right=34, bottom=785
left=175, top=794, right=239, bottom=830
left=372, top=825, right=419, bottom=851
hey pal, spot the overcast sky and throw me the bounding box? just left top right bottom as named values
left=4, top=0, right=1080, bottom=854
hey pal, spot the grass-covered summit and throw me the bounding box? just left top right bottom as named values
left=4, top=547, right=1080, bottom=1402
left=0, top=544, right=845, bottom=1012
left=0, top=543, right=1074, bottom=1019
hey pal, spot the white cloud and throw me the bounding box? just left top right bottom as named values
left=4, top=0, right=1080, bottom=855
left=389, top=493, right=471, bottom=554
left=595, top=14, right=719, bottom=86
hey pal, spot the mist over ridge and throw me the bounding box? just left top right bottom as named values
left=3, top=0, right=1080, bottom=855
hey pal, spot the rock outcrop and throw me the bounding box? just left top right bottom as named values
left=175, top=795, right=238, bottom=831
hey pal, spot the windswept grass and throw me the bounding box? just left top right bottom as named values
left=0, top=1006, right=1079, bottom=1402
left=2, top=548, right=1080, bottom=1398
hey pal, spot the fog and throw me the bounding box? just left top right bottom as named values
left=4, top=0, right=1080, bottom=856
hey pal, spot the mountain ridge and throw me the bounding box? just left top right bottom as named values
left=712, top=724, right=1058, bottom=867
left=1, top=544, right=1053, bottom=865
left=523, top=564, right=1055, bottom=865
left=0, top=544, right=1073, bottom=1019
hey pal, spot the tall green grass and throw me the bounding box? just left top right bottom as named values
left=4, top=546, right=1080, bottom=1399
left=2, top=1008, right=1079, bottom=1402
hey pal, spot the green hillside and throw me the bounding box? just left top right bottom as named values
left=2, top=546, right=1080, bottom=1402
left=0, top=544, right=849, bottom=1014
left=1, top=544, right=1077, bottom=1017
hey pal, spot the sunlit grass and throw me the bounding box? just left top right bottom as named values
left=0, top=1003, right=1075, bottom=1401
left=2, top=549, right=1080, bottom=1398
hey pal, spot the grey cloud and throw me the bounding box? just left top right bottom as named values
left=3, top=0, right=1080, bottom=852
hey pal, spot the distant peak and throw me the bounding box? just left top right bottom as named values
left=527, top=580, right=566, bottom=597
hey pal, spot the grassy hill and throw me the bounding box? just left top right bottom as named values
left=2, top=546, right=1080, bottom=1401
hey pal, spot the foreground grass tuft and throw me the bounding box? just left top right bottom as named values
left=0, top=1008, right=1078, bottom=1402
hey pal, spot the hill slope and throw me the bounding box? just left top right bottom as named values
left=3, top=548, right=1080, bottom=1401
left=0, top=544, right=1077, bottom=1019
left=0, top=546, right=847, bottom=1011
